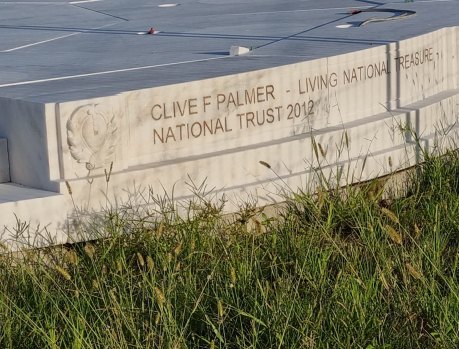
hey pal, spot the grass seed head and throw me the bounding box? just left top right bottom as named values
left=217, top=299, right=224, bottom=319
left=414, top=223, right=421, bottom=238
left=92, top=279, right=100, bottom=290
left=84, top=243, right=96, bottom=259
left=146, top=255, right=155, bottom=271
left=230, top=266, right=237, bottom=285
left=318, top=143, right=327, bottom=158
left=381, top=207, right=400, bottom=225
left=173, top=242, right=183, bottom=256
left=259, top=160, right=271, bottom=169
left=156, top=222, right=164, bottom=237
left=136, top=252, right=145, bottom=268
left=109, top=288, right=117, bottom=303
left=385, top=225, right=403, bottom=245
left=155, top=312, right=161, bottom=325
left=175, top=261, right=181, bottom=272
left=254, top=219, right=262, bottom=235
left=154, top=287, right=166, bottom=306
left=405, top=262, right=423, bottom=279
left=65, top=181, right=73, bottom=195
left=55, top=265, right=71, bottom=281
left=116, top=259, right=123, bottom=273
left=344, top=130, right=349, bottom=149
left=65, top=250, right=79, bottom=266
left=312, top=139, right=319, bottom=160
left=104, top=162, right=113, bottom=183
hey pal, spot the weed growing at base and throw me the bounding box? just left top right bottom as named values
left=1, top=151, right=459, bottom=348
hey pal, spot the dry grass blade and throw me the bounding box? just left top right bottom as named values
left=379, top=272, right=390, bottom=291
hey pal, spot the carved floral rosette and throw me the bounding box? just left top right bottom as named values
left=66, top=104, right=119, bottom=171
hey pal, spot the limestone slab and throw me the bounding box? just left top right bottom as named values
left=0, top=1, right=458, bottom=249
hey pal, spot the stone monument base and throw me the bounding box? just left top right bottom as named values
left=0, top=0, right=458, bottom=249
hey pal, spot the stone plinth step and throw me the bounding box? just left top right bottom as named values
left=0, top=183, right=58, bottom=204
left=0, top=183, right=67, bottom=250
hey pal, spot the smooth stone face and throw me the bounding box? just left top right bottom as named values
left=0, top=139, right=10, bottom=183
left=52, top=28, right=457, bottom=183
left=0, top=98, right=60, bottom=191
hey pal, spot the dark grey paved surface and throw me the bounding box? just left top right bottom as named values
left=0, top=0, right=458, bottom=102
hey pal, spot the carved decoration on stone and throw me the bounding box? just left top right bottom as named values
left=67, top=104, right=118, bottom=170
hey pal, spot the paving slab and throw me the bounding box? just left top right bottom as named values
left=0, top=0, right=457, bottom=102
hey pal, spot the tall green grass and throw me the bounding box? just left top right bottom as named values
left=1, top=150, right=459, bottom=348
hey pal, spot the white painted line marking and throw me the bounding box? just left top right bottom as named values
left=414, top=0, right=459, bottom=2
left=69, top=0, right=101, bottom=4
left=0, top=22, right=117, bottom=53
left=227, top=0, right=459, bottom=16
left=2, top=33, right=80, bottom=52
left=336, top=24, right=353, bottom=29
left=0, top=2, right=67, bottom=4
left=227, top=6, right=373, bottom=16
left=0, top=0, right=102, bottom=4
left=158, top=3, right=179, bottom=7
left=0, top=57, right=228, bottom=88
